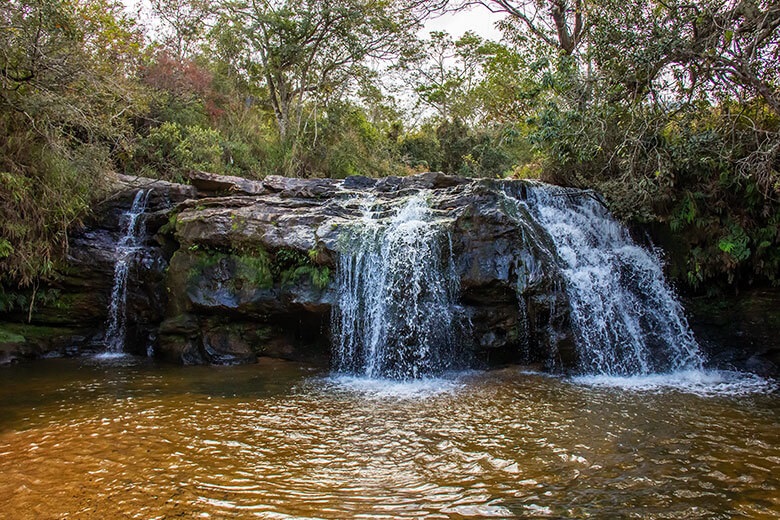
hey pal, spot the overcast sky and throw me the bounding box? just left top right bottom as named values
left=126, top=1, right=505, bottom=43
left=421, top=5, right=504, bottom=41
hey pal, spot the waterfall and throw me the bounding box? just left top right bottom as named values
left=523, top=185, right=704, bottom=375
left=105, top=189, right=151, bottom=353
left=333, top=194, right=459, bottom=379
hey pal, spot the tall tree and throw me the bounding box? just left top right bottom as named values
left=148, top=0, right=214, bottom=60
left=230, top=0, right=418, bottom=149
left=453, top=0, right=588, bottom=55
left=400, top=31, right=486, bottom=123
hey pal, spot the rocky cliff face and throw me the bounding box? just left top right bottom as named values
left=685, top=289, right=780, bottom=376
left=0, top=171, right=575, bottom=368
left=4, top=171, right=774, bottom=376
left=157, top=172, right=574, bottom=367
left=0, top=175, right=196, bottom=363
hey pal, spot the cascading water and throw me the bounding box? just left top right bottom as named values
left=521, top=184, right=704, bottom=375
left=333, top=194, right=460, bottom=379
left=104, top=189, right=151, bottom=353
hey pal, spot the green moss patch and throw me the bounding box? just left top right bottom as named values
left=183, top=244, right=330, bottom=292
left=0, top=323, right=77, bottom=344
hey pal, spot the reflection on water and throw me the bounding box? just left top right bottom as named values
left=0, top=358, right=778, bottom=518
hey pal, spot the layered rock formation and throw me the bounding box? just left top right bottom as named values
left=158, top=172, right=574, bottom=367
left=0, top=175, right=196, bottom=363
left=1, top=171, right=574, bottom=368
left=3, top=170, right=775, bottom=376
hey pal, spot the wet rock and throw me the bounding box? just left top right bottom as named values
left=1, top=173, right=194, bottom=359
left=406, top=171, right=470, bottom=189
left=342, top=175, right=376, bottom=190
left=374, top=176, right=405, bottom=192
left=157, top=313, right=328, bottom=365
left=157, top=173, right=575, bottom=367
left=157, top=316, right=263, bottom=365
left=686, top=288, right=780, bottom=376
left=262, top=175, right=342, bottom=198
left=115, top=173, right=197, bottom=206
left=0, top=323, right=94, bottom=365
left=3, top=171, right=590, bottom=368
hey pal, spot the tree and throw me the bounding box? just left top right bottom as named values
left=147, top=0, right=214, bottom=60
left=0, top=0, right=144, bottom=287
left=400, top=31, right=487, bottom=124
left=453, top=0, right=588, bottom=55
left=228, top=0, right=418, bottom=172
left=590, top=0, right=780, bottom=114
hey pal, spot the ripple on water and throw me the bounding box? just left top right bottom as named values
left=0, top=360, right=778, bottom=519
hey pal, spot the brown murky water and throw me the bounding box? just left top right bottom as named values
left=0, top=356, right=778, bottom=519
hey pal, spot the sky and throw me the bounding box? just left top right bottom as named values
left=421, top=5, right=504, bottom=42
left=125, top=1, right=505, bottom=43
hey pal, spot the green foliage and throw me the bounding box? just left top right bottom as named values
left=398, top=120, right=530, bottom=178
left=0, top=322, right=76, bottom=343
left=0, top=135, right=109, bottom=286
left=134, top=122, right=223, bottom=181
left=0, top=291, right=29, bottom=314
left=184, top=244, right=330, bottom=291
left=1, top=0, right=777, bottom=298
left=305, top=102, right=402, bottom=178
left=0, top=287, right=63, bottom=314
left=159, top=213, right=179, bottom=235
left=273, top=248, right=331, bottom=290
left=0, top=239, right=14, bottom=259
left=400, top=127, right=441, bottom=171
left=0, top=327, right=26, bottom=344
left=235, top=251, right=273, bottom=290
left=718, top=225, right=751, bottom=262
left=186, top=247, right=273, bottom=290
left=186, top=249, right=224, bottom=285
left=282, top=265, right=331, bottom=290
left=400, top=31, right=486, bottom=122
left=0, top=0, right=142, bottom=288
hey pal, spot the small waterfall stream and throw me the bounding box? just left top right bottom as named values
left=523, top=185, right=704, bottom=375
left=333, top=194, right=459, bottom=379
left=104, top=189, right=151, bottom=353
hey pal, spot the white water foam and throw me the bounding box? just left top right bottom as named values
left=320, top=373, right=471, bottom=399
left=93, top=352, right=130, bottom=360
left=571, top=369, right=777, bottom=396
left=87, top=351, right=144, bottom=368
left=523, top=184, right=704, bottom=376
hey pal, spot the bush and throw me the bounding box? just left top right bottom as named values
left=0, top=127, right=111, bottom=287
left=134, top=122, right=224, bottom=181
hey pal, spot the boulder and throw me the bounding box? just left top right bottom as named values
left=188, top=170, right=266, bottom=196
left=686, top=288, right=780, bottom=376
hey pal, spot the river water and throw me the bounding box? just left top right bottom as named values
left=0, top=357, right=778, bottom=519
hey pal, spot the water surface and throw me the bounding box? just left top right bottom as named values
left=1, top=357, right=778, bottom=518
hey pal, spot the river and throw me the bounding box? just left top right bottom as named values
left=1, top=356, right=777, bottom=518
